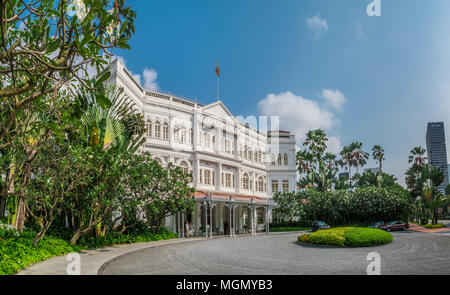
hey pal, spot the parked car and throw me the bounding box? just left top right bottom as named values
left=312, top=221, right=330, bottom=232
left=379, top=221, right=409, bottom=232
left=368, top=221, right=385, bottom=229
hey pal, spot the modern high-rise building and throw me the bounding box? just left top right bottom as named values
left=426, top=122, right=449, bottom=194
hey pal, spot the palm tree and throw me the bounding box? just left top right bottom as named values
left=408, top=146, right=427, bottom=167
left=351, top=142, right=369, bottom=175
left=339, top=145, right=355, bottom=181
left=79, top=86, right=145, bottom=153
left=372, top=145, right=385, bottom=175
left=303, top=129, right=328, bottom=186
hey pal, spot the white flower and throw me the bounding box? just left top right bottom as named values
left=74, top=0, right=87, bottom=22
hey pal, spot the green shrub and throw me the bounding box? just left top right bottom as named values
left=308, top=227, right=349, bottom=247
left=343, top=228, right=393, bottom=247
left=423, top=224, right=447, bottom=229
left=297, top=227, right=393, bottom=248
left=0, top=230, right=80, bottom=275
left=297, top=233, right=310, bottom=243
left=0, top=226, right=178, bottom=275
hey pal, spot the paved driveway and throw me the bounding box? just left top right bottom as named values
left=100, top=231, right=450, bottom=275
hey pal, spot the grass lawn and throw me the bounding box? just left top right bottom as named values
left=270, top=226, right=311, bottom=232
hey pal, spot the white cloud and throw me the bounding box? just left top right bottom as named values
left=257, top=91, right=342, bottom=152
left=142, top=68, right=159, bottom=91
left=114, top=56, right=159, bottom=91
left=321, top=89, right=346, bottom=111
left=306, top=14, right=328, bottom=35
left=326, top=136, right=343, bottom=154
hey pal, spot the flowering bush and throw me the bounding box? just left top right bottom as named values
left=297, top=233, right=310, bottom=243
left=292, top=185, right=412, bottom=225
left=0, top=222, right=20, bottom=239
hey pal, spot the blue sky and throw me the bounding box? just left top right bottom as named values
left=115, top=0, right=450, bottom=185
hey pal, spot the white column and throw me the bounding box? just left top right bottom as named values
left=209, top=203, right=213, bottom=238
left=219, top=205, right=224, bottom=234
left=235, top=169, right=240, bottom=194
left=250, top=206, right=255, bottom=236
left=217, top=163, right=222, bottom=191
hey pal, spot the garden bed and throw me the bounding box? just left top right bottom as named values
left=0, top=227, right=177, bottom=275
left=422, top=224, right=447, bottom=229
left=297, top=227, right=393, bottom=248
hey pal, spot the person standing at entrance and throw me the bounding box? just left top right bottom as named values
left=185, top=221, right=190, bottom=238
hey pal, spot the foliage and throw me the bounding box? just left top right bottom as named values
left=0, top=226, right=176, bottom=275
left=270, top=227, right=310, bottom=232
left=0, top=229, right=81, bottom=275
left=297, top=233, right=310, bottom=243
left=298, top=227, right=393, bottom=248
left=308, top=227, right=348, bottom=247
left=422, top=224, right=447, bottom=229
left=123, top=152, right=195, bottom=231
left=343, top=228, right=393, bottom=247
left=0, top=0, right=137, bottom=231
left=274, top=185, right=412, bottom=225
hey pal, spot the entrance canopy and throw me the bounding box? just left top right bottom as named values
left=194, top=191, right=277, bottom=208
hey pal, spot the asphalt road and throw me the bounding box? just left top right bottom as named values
left=100, top=231, right=450, bottom=275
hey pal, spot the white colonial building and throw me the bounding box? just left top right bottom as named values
left=108, top=58, right=297, bottom=237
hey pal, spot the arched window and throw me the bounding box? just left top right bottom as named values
left=154, top=121, right=161, bottom=138
left=180, top=162, right=189, bottom=175
left=258, top=151, right=262, bottom=163
left=190, top=128, right=193, bottom=144
left=163, top=123, right=169, bottom=140
left=271, top=154, right=276, bottom=165
left=154, top=157, right=162, bottom=165
left=244, top=145, right=248, bottom=159
left=146, top=120, right=152, bottom=137
left=243, top=173, right=249, bottom=190
left=284, top=154, right=288, bottom=165
left=277, top=154, right=282, bottom=165
left=174, top=128, right=179, bottom=142
left=180, top=128, right=186, bottom=143
left=257, top=177, right=264, bottom=192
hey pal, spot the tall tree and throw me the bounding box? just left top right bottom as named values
left=408, top=146, right=427, bottom=167
left=372, top=145, right=385, bottom=175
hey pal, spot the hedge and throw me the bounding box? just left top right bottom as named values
left=297, top=227, right=393, bottom=248
left=0, top=226, right=178, bottom=275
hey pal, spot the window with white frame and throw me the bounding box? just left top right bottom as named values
left=154, top=121, right=161, bottom=138
left=243, top=173, right=249, bottom=190
left=146, top=121, right=152, bottom=137
left=180, top=128, right=186, bottom=143
left=204, top=170, right=211, bottom=185
left=272, top=180, right=278, bottom=193
left=284, top=154, right=288, bottom=165
left=163, top=123, right=169, bottom=140
left=257, top=177, right=264, bottom=192
left=278, top=154, right=282, bottom=165
left=282, top=180, right=289, bottom=193
left=180, top=162, right=189, bottom=175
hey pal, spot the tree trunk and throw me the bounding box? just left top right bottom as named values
left=13, top=197, right=26, bottom=231
left=70, top=230, right=82, bottom=245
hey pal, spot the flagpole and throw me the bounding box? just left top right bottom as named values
left=217, top=75, right=220, bottom=100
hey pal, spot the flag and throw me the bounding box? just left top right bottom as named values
left=215, top=63, right=220, bottom=78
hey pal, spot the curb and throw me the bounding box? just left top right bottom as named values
left=97, top=237, right=209, bottom=275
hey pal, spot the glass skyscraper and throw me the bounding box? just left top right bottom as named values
left=426, top=122, right=449, bottom=194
